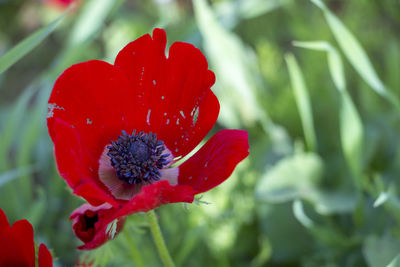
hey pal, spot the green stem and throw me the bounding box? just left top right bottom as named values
left=146, top=210, right=175, bottom=267
left=122, top=229, right=145, bottom=267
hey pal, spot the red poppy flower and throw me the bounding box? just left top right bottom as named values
left=47, top=28, right=249, bottom=239
left=0, top=208, right=53, bottom=267
left=70, top=203, right=124, bottom=250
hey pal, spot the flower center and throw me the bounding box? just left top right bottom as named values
left=107, top=130, right=170, bottom=185
left=129, top=140, right=150, bottom=162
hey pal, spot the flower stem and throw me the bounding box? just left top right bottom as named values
left=146, top=210, right=175, bottom=267
left=122, top=229, right=145, bottom=267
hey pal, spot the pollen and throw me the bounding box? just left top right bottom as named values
left=107, top=130, right=170, bottom=185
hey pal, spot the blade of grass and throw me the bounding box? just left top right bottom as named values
left=293, top=41, right=345, bottom=91
left=122, top=228, right=145, bottom=267
left=175, top=226, right=204, bottom=266
left=0, top=8, right=69, bottom=75
left=67, top=0, right=117, bottom=47
left=0, top=165, right=36, bottom=187
left=293, top=199, right=314, bottom=228
left=285, top=53, right=317, bottom=151
left=15, top=85, right=51, bottom=212
left=293, top=41, right=363, bottom=185
left=26, top=187, right=46, bottom=226
left=293, top=200, right=359, bottom=248
left=193, top=0, right=262, bottom=127
left=194, top=0, right=292, bottom=154
left=0, top=84, right=38, bottom=171
left=239, top=0, right=291, bottom=19
left=387, top=254, right=400, bottom=267
left=311, top=0, right=400, bottom=112
left=0, top=82, right=42, bottom=218
left=339, top=91, right=363, bottom=181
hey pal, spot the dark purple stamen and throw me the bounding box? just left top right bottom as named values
left=107, top=130, right=169, bottom=185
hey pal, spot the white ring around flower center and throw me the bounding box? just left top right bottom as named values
left=98, top=144, right=178, bottom=200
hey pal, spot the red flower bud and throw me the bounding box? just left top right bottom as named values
left=70, top=203, right=124, bottom=250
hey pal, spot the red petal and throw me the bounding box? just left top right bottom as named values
left=48, top=61, right=140, bottom=156
left=72, top=181, right=196, bottom=246
left=38, top=244, right=53, bottom=267
left=178, top=130, right=249, bottom=193
left=115, top=28, right=219, bottom=159
left=0, top=208, right=9, bottom=230
left=112, top=180, right=195, bottom=218
left=74, top=181, right=120, bottom=207
left=47, top=60, right=142, bottom=205
left=49, top=119, right=119, bottom=207
left=113, top=29, right=166, bottom=141
left=0, top=219, right=35, bottom=267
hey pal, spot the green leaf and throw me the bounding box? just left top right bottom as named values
left=292, top=199, right=314, bottom=228
left=374, top=185, right=400, bottom=223
left=311, top=0, right=400, bottom=111
left=255, top=152, right=323, bottom=203
left=309, top=190, right=357, bottom=215
left=363, top=235, right=400, bottom=267
left=80, top=241, right=116, bottom=267
left=292, top=200, right=355, bottom=248
left=285, top=53, right=317, bottom=151
left=250, top=236, right=272, bottom=267
left=0, top=9, right=68, bottom=75
left=387, top=254, right=400, bottom=267
left=374, top=191, right=389, bottom=208
left=106, top=219, right=119, bottom=240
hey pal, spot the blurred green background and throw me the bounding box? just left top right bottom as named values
left=1, top=0, right=400, bottom=266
